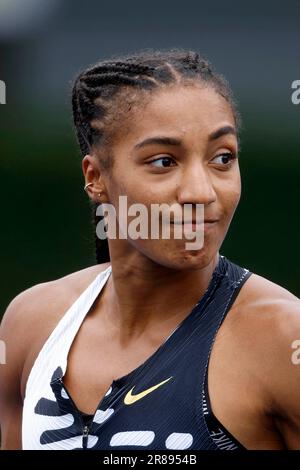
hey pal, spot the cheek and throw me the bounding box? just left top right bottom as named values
left=108, top=162, right=142, bottom=200
left=232, top=172, right=242, bottom=207
left=105, top=173, right=157, bottom=233
left=110, top=175, right=162, bottom=209
left=229, top=183, right=241, bottom=209
left=219, top=175, right=241, bottom=217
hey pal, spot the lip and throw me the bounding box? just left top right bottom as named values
left=171, top=219, right=219, bottom=225
left=171, top=220, right=219, bottom=231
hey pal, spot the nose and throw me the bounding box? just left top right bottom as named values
left=176, top=161, right=217, bottom=206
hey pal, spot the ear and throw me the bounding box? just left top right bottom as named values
left=82, top=154, right=107, bottom=203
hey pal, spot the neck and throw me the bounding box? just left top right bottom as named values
left=102, top=248, right=219, bottom=344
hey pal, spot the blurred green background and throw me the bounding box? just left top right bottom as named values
left=0, top=0, right=299, bottom=316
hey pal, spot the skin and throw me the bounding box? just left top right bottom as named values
left=1, top=84, right=300, bottom=450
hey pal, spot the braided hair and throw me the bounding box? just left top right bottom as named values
left=71, top=48, right=241, bottom=264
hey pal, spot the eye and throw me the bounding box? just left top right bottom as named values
left=147, top=156, right=176, bottom=168
left=211, top=152, right=237, bottom=167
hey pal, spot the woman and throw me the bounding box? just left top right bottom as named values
left=1, top=49, right=299, bottom=450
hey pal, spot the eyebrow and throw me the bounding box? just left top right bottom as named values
left=208, top=125, right=237, bottom=141
left=134, top=136, right=181, bottom=150
left=133, top=125, right=237, bottom=150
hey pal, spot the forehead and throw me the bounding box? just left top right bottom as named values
left=124, top=84, right=236, bottom=144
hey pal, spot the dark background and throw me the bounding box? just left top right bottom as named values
left=0, top=0, right=299, bottom=315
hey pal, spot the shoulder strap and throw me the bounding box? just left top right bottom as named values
left=25, top=266, right=111, bottom=394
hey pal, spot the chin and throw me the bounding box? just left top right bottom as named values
left=134, top=238, right=219, bottom=271
left=177, top=250, right=215, bottom=271
left=152, top=246, right=217, bottom=271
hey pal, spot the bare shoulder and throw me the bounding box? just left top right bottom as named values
left=1, top=262, right=110, bottom=335
left=235, top=271, right=299, bottom=327
left=226, top=271, right=300, bottom=394
left=228, top=271, right=300, bottom=342
left=237, top=273, right=300, bottom=442
left=0, top=262, right=110, bottom=396
left=216, top=270, right=300, bottom=383
left=209, top=270, right=300, bottom=448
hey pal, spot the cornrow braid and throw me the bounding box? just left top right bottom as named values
left=71, top=48, right=241, bottom=264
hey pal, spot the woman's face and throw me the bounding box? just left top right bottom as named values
left=92, top=84, right=241, bottom=270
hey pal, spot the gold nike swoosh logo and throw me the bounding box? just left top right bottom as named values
left=124, top=377, right=173, bottom=405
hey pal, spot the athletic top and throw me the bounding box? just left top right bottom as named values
left=22, top=254, right=252, bottom=450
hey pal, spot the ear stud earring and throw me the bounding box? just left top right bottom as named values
left=84, top=183, right=102, bottom=200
